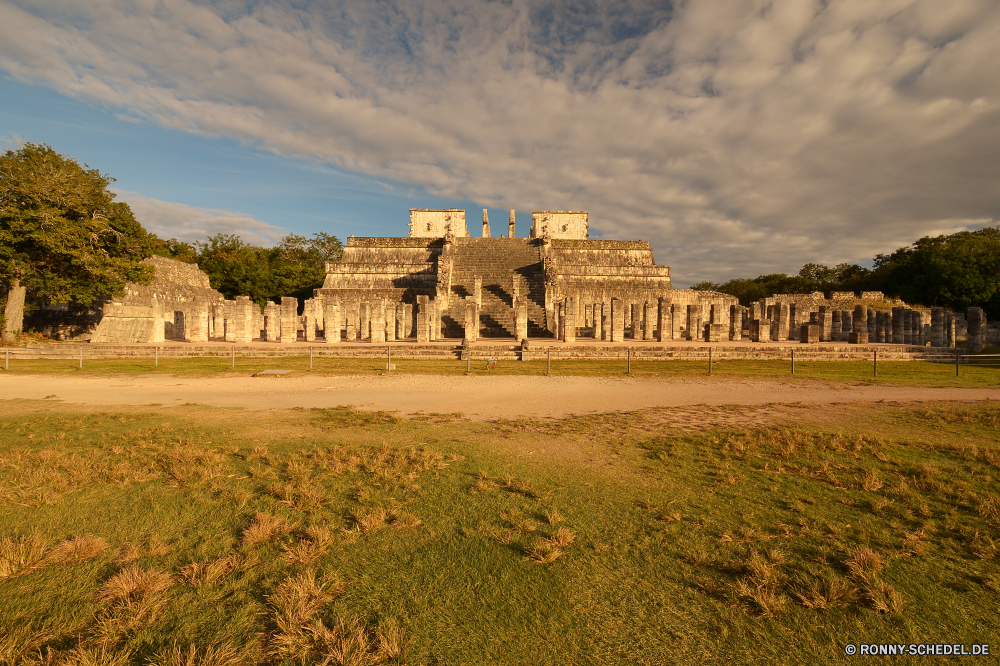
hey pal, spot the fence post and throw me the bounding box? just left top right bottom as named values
left=155, top=346, right=158, bottom=368
left=309, top=347, right=313, bottom=371
left=232, top=345, right=235, bottom=369
left=956, top=348, right=960, bottom=377
left=387, top=346, right=391, bottom=372
left=5, top=348, right=8, bottom=370
left=873, top=349, right=877, bottom=378
left=791, top=348, right=794, bottom=376
left=547, top=348, right=551, bottom=376
left=467, top=348, right=471, bottom=374
left=79, top=347, right=83, bottom=369
left=627, top=347, right=631, bottom=375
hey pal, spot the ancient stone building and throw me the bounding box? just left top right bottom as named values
left=316, top=208, right=737, bottom=342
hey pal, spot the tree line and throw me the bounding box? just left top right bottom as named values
left=691, top=227, right=1000, bottom=318
left=1, top=142, right=341, bottom=337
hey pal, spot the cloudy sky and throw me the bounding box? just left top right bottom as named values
left=1, top=0, right=997, bottom=285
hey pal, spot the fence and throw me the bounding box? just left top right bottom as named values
left=2, top=344, right=995, bottom=377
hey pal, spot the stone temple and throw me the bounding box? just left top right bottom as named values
left=315, top=208, right=731, bottom=342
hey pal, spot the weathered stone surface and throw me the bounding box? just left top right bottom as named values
left=611, top=299, right=625, bottom=342
left=968, top=307, right=984, bottom=353
left=324, top=300, right=341, bottom=343
left=280, top=297, right=298, bottom=344
left=2, top=285, right=25, bottom=334
left=730, top=306, right=743, bottom=341
left=800, top=324, right=820, bottom=343
left=529, top=211, right=588, bottom=240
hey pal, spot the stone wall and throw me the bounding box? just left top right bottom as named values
left=408, top=209, right=468, bottom=238
left=529, top=211, right=589, bottom=240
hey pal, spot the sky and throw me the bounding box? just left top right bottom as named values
left=1, top=0, right=998, bottom=287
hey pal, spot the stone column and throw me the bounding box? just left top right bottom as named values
left=515, top=298, right=528, bottom=341
left=565, top=296, right=577, bottom=343
left=913, top=311, right=923, bottom=346
left=730, top=305, right=743, bottom=341
left=831, top=310, right=841, bottom=342
left=968, top=307, right=984, bottom=353
left=385, top=301, right=396, bottom=342
left=602, top=302, right=612, bottom=341
left=509, top=209, right=516, bottom=238
left=818, top=306, right=831, bottom=342
left=324, top=300, right=340, bottom=343
left=891, top=306, right=904, bottom=344
left=345, top=302, right=358, bottom=341
left=611, top=299, right=625, bottom=342
left=630, top=303, right=642, bottom=340
left=396, top=303, right=408, bottom=340
left=774, top=303, right=789, bottom=341
left=183, top=301, right=209, bottom=342
left=482, top=209, right=490, bottom=238
left=416, top=295, right=430, bottom=343
left=946, top=312, right=956, bottom=348
left=233, top=297, right=254, bottom=344
left=280, top=297, right=298, bottom=344
left=304, top=312, right=316, bottom=342
left=428, top=300, right=438, bottom=341
left=404, top=303, right=414, bottom=338
left=643, top=301, right=656, bottom=341
left=671, top=304, right=684, bottom=340
left=842, top=312, right=852, bottom=341
left=686, top=304, right=701, bottom=341
left=867, top=308, right=876, bottom=339
left=849, top=305, right=868, bottom=344
left=464, top=298, right=478, bottom=342
left=658, top=297, right=671, bottom=342
left=263, top=302, right=279, bottom=341
left=370, top=300, right=386, bottom=344
left=874, top=311, right=884, bottom=343
left=751, top=319, right=771, bottom=342
left=902, top=310, right=912, bottom=345
left=360, top=302, right=371, bottom=341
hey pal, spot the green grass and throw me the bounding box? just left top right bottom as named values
left=2, top=355, right=999, bottom=387
left=1, top=400, right=999, bottom=664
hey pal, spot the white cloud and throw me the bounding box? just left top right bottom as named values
left=2, top=0, right=999, bottom=285
left=115, top=190, right=287, bottom=245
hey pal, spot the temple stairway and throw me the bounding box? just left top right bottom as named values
left=443, top=238, right=549, bottom=338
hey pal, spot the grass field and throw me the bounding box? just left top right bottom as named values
left=2, top=355, right=999, bottom=388
left=1, top=398, right=999, bottom=665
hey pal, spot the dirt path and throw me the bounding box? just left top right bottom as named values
left=2, top=373, right=997, bottom=419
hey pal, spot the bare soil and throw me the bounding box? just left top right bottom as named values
left=2, top=373, right=998, bottom=419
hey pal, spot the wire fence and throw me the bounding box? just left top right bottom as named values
left=2, top=344, right=997, bottom=378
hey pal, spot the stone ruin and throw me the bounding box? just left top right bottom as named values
left=30, top=207, right=992, bottom=349
left=315, top=208, right=741, bottom=343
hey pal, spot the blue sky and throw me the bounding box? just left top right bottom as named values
left=1, top=0, right=998, bottom=286
left=0, top=75, right=526, bottom=243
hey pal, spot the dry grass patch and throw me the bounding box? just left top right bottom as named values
left=0, top=533, right=48, bottom=578
left=242, top=512, right=296, bottom=547
left=524, top=541, right=564, bottom=564
left=47, top=535, right=108, bottom=564
left=179, top=556, right=235, bottom=587
left=148, top=642, right=251, bottom=666
left=280, top=526, right=336, bottom=566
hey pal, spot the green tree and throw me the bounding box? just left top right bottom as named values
left=193, top=232, right=342, bottom=308
left=0, top=142, right=154, bottom=333
left=872, top=228, right=1000, bottom=314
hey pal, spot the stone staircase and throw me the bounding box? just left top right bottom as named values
left=444, top=238, right=549, bottom=338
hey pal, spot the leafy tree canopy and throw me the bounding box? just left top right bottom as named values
left=699, top=226, right=1000, bottom=317
left=189, top=231, right=343, bottom=308
left=0, top=142, right=154, bottom=327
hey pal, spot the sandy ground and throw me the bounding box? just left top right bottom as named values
left=1, top=373, right=997, bottom=419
